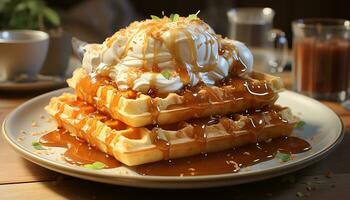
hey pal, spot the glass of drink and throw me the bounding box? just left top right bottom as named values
left=292, top=18, right=350, bottom=102
left=227, top=7, right=288, bottom=73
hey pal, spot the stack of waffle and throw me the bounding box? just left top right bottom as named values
left=45, top=16, right=298, bottom=166
left=45, top=67, right=297, bottom=166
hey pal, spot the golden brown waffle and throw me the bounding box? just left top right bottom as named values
left=67, top=68, right=284, bottom=127
left=45, top=93, right=297, bottom=166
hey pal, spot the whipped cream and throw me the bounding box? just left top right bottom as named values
left=82, top=16, right=253, bottom=94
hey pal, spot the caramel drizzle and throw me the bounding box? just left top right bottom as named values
left=53, top=96, right=290, bottom=163
left=151, top=128, right=170, bottom=160
left=166, top=28, right=190, bottom=84
left=148, top=97, right=160, bottom=124
left=142, top=31, right=149, bottom=69
left=220, top=44, right=247, bottom=76
left=73, top=18, right=279, bottom=161
left=74, top=73, right=276, bottom=161
left=53, top=97, right=129, bottom=158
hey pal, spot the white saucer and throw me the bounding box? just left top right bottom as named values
left=0, top=75, right=66, bottom=91
left=2, top=88, right=344, bottom=188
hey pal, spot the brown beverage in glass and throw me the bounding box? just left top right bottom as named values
left=292, top=19, right=350, bottom=102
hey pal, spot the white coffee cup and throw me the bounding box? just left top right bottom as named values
left=0, top=30, right=49, bottom=82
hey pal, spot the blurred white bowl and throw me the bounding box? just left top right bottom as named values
left=0, top=30, right=49, bottom=82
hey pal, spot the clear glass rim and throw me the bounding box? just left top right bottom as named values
left=228, top=7, right=275, bottom=15
left=292, top=18, right=350, bottom=30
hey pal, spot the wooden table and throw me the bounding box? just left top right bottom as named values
left=1, top=75, right=350, bottom=200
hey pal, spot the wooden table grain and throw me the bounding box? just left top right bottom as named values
left=1, top=75, right=349, bottom=200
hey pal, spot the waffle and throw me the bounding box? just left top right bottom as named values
left=45, top=93, right=297, bottom=166
left=67, top=68, right=284, bottom=127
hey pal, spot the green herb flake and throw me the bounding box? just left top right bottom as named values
left=275, top=151, right=291, bottom=162
left=295, top=120, right=305, bottom=129
left=187, top=11, right=200, bottom=20
left=170, top=13, right=180, bottom=22
left=32, top=141, right=46, bottom=150
left=83, top=162, right=106, bottom=170
left=150, top=15, right=160, bottom=20
left=187, top=14, right=198, bottom=20
left=161, top=70, right=171, bottom=79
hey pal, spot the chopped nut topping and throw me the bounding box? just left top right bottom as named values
left=31, top=121, right=38, bottom=127
left=188, top=167, right=195, bottom=171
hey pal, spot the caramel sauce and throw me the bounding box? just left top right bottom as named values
left=220, top=44, right=248, bottom=76
left=136, top=136, right=311, bottom=176
left=76, top=75, right=107, bottom=104
left=168, top=28, right=191, bottom=84
left=45, top=18, right=307, bottom=173
left=142, top=32, right=149, bottom=69
left=151, top=129, right=170, bottom=160
left=167, top=77, right=275, bottom=116
left=148, top=97, right=160, bottom=124
left=45, top=97, right=309, bottom=174
left=75, top=74, right=137, bottom=118
left=75, top=18, right=271, bottom=125
left=40, top=129, right=120, bottom=168
left=190, top=117, right=218, bottom=152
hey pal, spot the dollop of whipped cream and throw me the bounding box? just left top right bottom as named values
left=82, top=16, right=253, bottom=94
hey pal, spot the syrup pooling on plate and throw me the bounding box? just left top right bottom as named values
left=40, top=129, right=121, bottom=168
left=136, top=136, right=311, bottom=176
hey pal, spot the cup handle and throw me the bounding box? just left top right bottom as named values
left=267, top=29, right=288, bottom=72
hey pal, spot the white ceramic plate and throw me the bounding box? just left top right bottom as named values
left=2, top=88, right=344, bottom=188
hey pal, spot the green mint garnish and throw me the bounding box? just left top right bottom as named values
left=187, top=11, right=200, bottom=20
left=276, top=151, right=291, bottom=162
left=150, top=15, right=161, bottom=20
left=161, top=70, right=171, bottom=79
left=32, top=141, right=46, bottom=150
left=170, top=13, right=180, bottom=22
left=295, top=120, right=305, bottom=129
left=83, top=162, right=106, bottom=170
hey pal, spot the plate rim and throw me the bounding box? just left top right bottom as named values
left=1, top=88, right=345, bottom=185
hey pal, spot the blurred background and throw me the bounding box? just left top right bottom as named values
left=2, top=0, right=349, bottom=44
left=43, top=0, right=350, bottom=44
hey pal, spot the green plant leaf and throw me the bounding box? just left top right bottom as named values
left=83, top=162, right=106, bottom=170
left=43, top=7, right=60, bottom=27
left=161, top=70, right=171, bottom=79
left=150, top=15, right=160, bottom=20
left=275, top=151, right=291, bottom=162
left=13, top=2, right=27, bottom=12
left=295, top=120, right=305, bottom=129
left=32, top=141, right=46, bottom=150
left=28, top=0, right=45, bottom=17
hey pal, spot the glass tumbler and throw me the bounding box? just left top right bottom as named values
left=227, top=7, right=288, bottom=73
left=292, top=19, right=350, bottom=102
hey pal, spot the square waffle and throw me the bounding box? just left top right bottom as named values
left=45, top=93, right=297, bottom=166
left=67, top=68, right=284, bottom=127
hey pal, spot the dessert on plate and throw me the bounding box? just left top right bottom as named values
left=45, top=14, right=299, bottom=167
